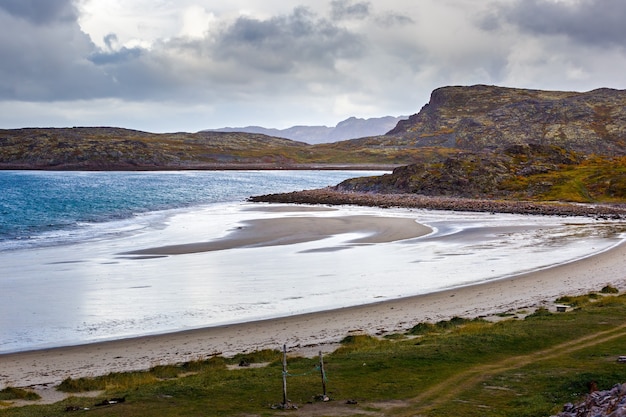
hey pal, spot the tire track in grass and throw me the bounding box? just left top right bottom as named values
left=394, top=321, right=626, bottom=416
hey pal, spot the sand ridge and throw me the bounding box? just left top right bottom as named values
left=123, top=214, right=432, bottom=255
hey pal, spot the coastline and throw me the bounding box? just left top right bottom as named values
left=0, top=163, right=398, bottom=172
left=249, top=188, right=626, bottom=218
left=2, top=231, right=625, bottom=389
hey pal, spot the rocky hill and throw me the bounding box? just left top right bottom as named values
left=317, top=85, right=626, bottom=203
left=335, top=144, right=626, bottom=202
left=0, top=128, right=308, bottom=170
left=0, top=127, right=414, bottom=170
left=387, top=85, right=626, bottom=155
left=206, top=115, right=407, bottom=144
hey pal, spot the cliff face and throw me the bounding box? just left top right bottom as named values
left=388, top=85, right=626, bottom=155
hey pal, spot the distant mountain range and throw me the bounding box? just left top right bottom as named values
left=204, top=116, right=408, bottom=144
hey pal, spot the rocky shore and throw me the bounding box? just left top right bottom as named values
left=249, top=188, right=626, bottom=219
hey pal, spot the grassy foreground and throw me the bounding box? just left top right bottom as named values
left=2, top=290, right=626, bottom=416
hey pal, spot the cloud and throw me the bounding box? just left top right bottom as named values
left=374, top=12, right=414, bottom=27
left=330, top=0, right=370, bottom=20
left=0, top=2, right=373, bottom=104
left=0, top=0, right=77, bottom=25
left=0, top=2, right=110, bottom=101
left=214, top=6, right=366, bottom=73
left=1, top=0, right=625, bottom=132
left=0, top=1, right=426, bottom=111
left=89, top=45, right=144, bottom=65
left=472, top=0, right=626, bottom=92
left=491, top=0, right=626, bottom=47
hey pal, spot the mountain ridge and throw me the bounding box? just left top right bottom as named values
left=205, top=115, right=407, bottom=144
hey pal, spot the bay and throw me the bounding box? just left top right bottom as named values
left=0, top=170, right=623, bottom=354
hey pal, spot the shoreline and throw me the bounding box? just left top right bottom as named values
left=0, top=163, right=398, bottom=172
left=249, top=188, right=626, bottom=218
left=2, top=234, right=626, bottom=389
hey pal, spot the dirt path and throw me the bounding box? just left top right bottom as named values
left=396, top=321, right=626, bottom=416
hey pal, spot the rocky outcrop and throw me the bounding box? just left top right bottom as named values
left=551, top=383, right=626, bottom=417
left=388, top=85, right=626, bottom=155
left=249, top=188, right=626, bottom=219
left=333, top=143, right=626, bottom=202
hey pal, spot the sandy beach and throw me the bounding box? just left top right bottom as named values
left=1, top=210, right=626, bottom=391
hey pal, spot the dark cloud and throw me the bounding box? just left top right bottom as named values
left=0, top=0, right=76, bottom=25
left=103, top=34, right=118, bottom=50
left=0, top=0, right=122, bottom=101
left=0, top=2, right=374, bottom=104
left=90, top=46, right=144, bottom=65
left=214, top=6, right=366, bottom=72
left=0, top=6, right=113, bottom=101
left=375, top=12, right=414, bottom=27
left=492, top=0, right=626, bottom=46
left=330, top=0, right=370, bottom=20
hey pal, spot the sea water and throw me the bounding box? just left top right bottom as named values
left=0, top=170, right=376, bottom=252
left=0, top=170, right=624, bottom=353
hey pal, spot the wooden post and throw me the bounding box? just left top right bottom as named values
left=319, top=350, right=328, bottom=400
left=282, top=344, right=288, bottom=407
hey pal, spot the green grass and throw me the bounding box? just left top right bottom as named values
left=0, top=388, right=40, bottom=402
left=3, top=292, right=626, bottom=416
left=536, top=156, right=626, bottom=202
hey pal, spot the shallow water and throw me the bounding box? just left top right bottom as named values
left=1, top=198, right=624, bottom=354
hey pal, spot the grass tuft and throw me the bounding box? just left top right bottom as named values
left=556, top=295, right=592, bottom=307
left=57, top=377, right=106, bottom=393
left=229, top=349, right=281, bottom=366
left=58, top=371, right=158, bottom=393
left=601, top=285, right=620, bottom=294
left=408, top=322, right=437, bottom=335
left=524, top=307, right=553, bottom=319
left=0, top=387, right=41, bottom=401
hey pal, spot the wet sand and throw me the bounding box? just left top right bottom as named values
left=1, top=212, right=626, bottom=390
left=123, top=214, right=432, bottom=255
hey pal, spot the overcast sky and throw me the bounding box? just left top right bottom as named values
left=1, top=0, right=625, bottom=132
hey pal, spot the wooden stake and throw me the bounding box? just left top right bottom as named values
left=319, top=350, right=328, bottom=399
left=282, top=344, right=288, bottom=406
